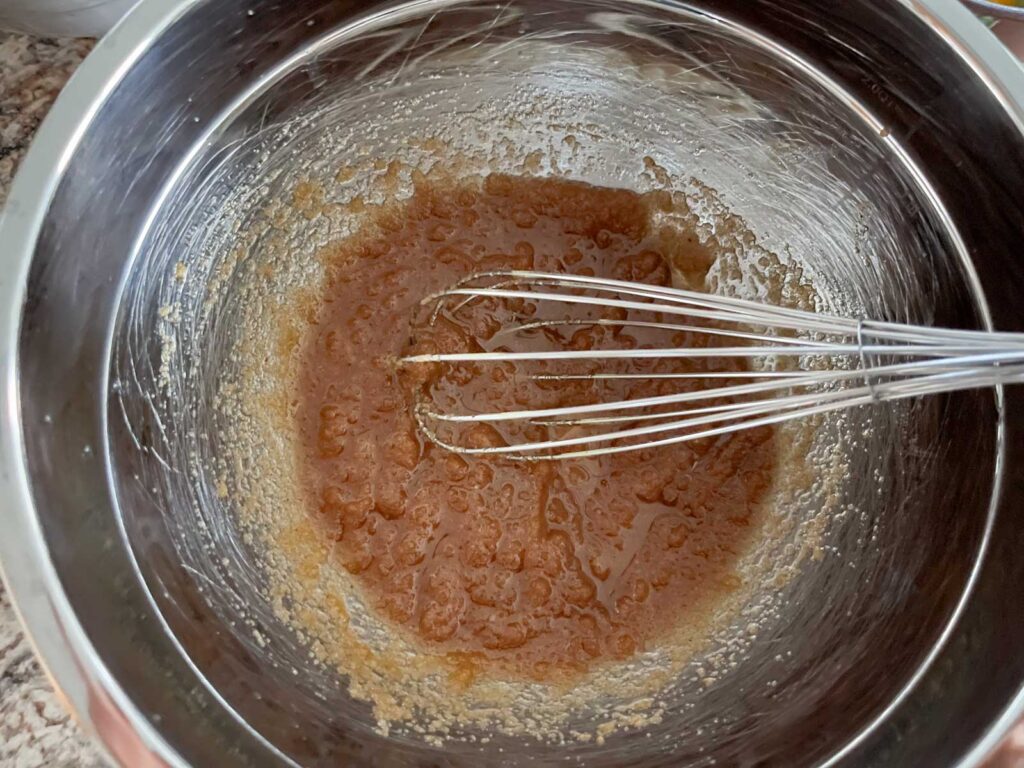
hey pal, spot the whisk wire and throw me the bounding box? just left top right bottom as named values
left=402, top=271, right=1024, bottom=459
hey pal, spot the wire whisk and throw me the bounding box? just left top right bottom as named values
left=400, top=270, right=1024, bottom=460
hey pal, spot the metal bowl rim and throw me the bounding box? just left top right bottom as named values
left=964, top=0, right=1024, bottom=21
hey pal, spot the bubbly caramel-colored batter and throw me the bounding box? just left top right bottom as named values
left=298, top=174, right=776, bottom=678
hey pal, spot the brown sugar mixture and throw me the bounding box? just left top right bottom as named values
left=297, top=173, right=778, bottom=679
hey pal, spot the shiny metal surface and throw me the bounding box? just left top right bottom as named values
left=1, top=1, right=1024, bottom=767
left=0, top=0, right=138, bottom=36
left=402, top=270, right=1024, bottom=460
left=964, top=0, right=1024, bottom=21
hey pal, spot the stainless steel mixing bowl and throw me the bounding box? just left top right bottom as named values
left=2, top=1, right=1024, bottom=766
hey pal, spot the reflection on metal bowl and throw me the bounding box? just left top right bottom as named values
left=2, top=1, right=1024, bottom=766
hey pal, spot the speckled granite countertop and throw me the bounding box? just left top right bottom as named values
left=0, top=27, right=1023, bottom=768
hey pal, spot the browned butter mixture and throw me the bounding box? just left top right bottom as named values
left=297, top=173, right=777, bottom=679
